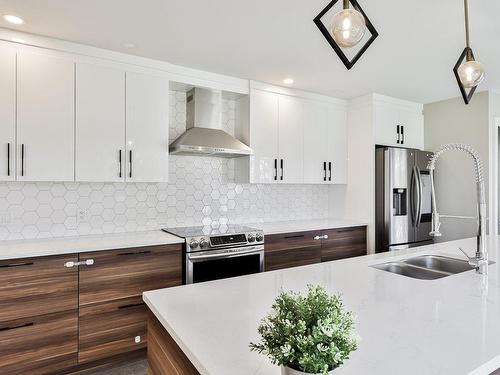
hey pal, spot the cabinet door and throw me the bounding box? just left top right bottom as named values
left=264, top=231, right=322, bottom=271
left=17, top=52, right=75, bottom=181
left=76, top=63, right=125, bottom=182
left=399, top=109, right=424, bottom=150
left=0, top=310, right=78, bottom=375
left=126, top=71, right=169, bottom=182
left=327, top=105, right=348, bottom=184
left=374, top=103, right=400, bottom=147
left=79, top=244, right=182, bottom=306
left=0, top=45, right=16, bottom=181
left=278, top=95, right=304, bottom=184
left=303, top=101, right=328, bottom=184
left=321, top=226, right=367, bottom=262
left=79, top=296, right=147, bottom=363
left=249, top=90, right=279, bottom=183
left=0, top=254, right=78, bottom=322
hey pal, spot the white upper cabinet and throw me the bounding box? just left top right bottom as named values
left=76, top=62, right=126, bottom=182
left=243, top=89, right=279, bottom=183
left=17, top=52, right=75, bottom=181
left=373, top=97, right=424, bottom=150
left=303, top=101, right=328, bottom=184
left=278, top=95, right=304, bottom=184
left=126, top=71, right=169, bottom=182
left=0, top=44, right=16, bottom=181
left=327, top=105, right=348, bottom=184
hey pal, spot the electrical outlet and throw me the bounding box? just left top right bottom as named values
left=0, top=212, right=12, bottom=226
left=77, top=209, right=90, bottom=223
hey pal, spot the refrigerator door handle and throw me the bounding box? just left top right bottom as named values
left=410, top=166, right=418, bottom=225
left=415, top=166, right=423, bottom=227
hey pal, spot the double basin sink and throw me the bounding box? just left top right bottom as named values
left=372, top=255, right=476, bottom=280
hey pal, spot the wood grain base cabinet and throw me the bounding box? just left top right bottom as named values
left=264, top=226, right=367, bottom=271
left=147, top=311, right=200, bottom=375
left=0, top=310, right=78, bottom=375
left=79, top=296, right=147, bottom=363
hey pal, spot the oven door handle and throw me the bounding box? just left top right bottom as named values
left=188, top=247, right=264, bottom=262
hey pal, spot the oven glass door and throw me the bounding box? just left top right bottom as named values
left=190, top=253, right=262, bottom=284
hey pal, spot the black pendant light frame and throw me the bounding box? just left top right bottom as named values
left=313, top=0, right=378, bottom=70
left=453, top=47, right=477, bottom=105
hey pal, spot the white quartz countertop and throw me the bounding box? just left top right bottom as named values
left=0, top=230, right=184, bottom=260
left=144, top=237, right=500, bottom=375
left=256, top=218, right=366, bottom=235
left=0, top=218, right=365, bottom=260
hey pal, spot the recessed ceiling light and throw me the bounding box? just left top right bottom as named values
left=283, top=78, right=294, bottom=85
left=121, top=42, right=135, bottom=48
left=3, top=15, right=24, bottom=25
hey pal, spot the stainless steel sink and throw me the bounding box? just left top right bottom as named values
left=404, top=255, right=474, bottom=274
left=372, top=262, right=449, bottom=280
left=371, top=255, right=477, bottom=280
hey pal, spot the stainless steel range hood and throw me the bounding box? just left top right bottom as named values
left=169, top=87, right=252, bottom=157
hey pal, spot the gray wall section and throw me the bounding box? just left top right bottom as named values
left=423, top=91, right=489, bottom=243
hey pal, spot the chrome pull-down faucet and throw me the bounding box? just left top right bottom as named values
left=427, top=144, right=488, bottom=274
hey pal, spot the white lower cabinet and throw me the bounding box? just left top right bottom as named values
left=125, top=72, right=169, bottom=182
left=0, top=44, right=16, bottom=181
left=76, top=62, right=126, bottom=182
left=17, top=52, right=75, bottom=181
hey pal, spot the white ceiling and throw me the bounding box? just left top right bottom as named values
left=0, top=0, right=498, bottom=103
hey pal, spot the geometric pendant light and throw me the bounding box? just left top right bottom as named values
left=313, top=0, right=378, bottom=70
left=453, top=0, right=485, bottom=104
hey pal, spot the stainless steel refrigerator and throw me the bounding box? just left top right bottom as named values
left=375, top=147, right=434, bottom=252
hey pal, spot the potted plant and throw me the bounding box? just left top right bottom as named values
left=250, top=285, right=359, bottom=375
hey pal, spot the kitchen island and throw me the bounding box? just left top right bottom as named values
left=143, top=236, right=500, bottom=375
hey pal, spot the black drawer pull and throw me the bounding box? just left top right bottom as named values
left=0, top=322, right=34, bottom=332
left=118, top=302, right=145, bottom=310
left=0, top=261, right=34, bottom=268
left=283, top=234, right=305, bottom=239
left=117, top=250, right=152, bottom=256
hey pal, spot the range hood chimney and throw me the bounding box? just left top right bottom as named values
left=169, top=88, right=252, bottom=157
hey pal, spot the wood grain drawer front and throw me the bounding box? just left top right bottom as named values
left=265, top=231, right=322, bottom=271
left=0, top=254, right=78, bottom=322
left=0, top=310, right=78, bottom=375
left=79, top=296, right=147, bottom=363
left=79, top=244, right=182, bottom=306
left=321, top=226, right=367, bottom=262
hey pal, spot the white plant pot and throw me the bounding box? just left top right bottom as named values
left=281, top=366, right=334, bottom=375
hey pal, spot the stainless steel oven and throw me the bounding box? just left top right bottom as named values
left=163, top=226, right=264, bottom=284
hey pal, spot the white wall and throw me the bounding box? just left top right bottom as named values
left=423, top=91, right=489, bottom=242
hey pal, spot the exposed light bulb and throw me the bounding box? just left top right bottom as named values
left=330, top=8, right=366, bottom=48
left=458, top=60, right=485, bottom=88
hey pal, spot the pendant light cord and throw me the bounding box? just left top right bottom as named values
left=464, top=0, right=470, bottom=48
left=343, top=0, right=349, bottom=9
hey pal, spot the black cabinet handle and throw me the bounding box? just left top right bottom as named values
left=280, top=159, right=284, bottom=181
left=329, top=162, right=332, bottom=181
left=323, top=162, right=327, bottom=181
left=21, top=144, right=25, bottom=177
left=0, top=261, right=34, bottom=268
left=129, top=150, right=133, bottom=178
left=401, top=125, right=404, bottom=144
left=0, top=322, right=34, bottom=332
left=396, top=125, right=400, bottom=144
left=118, top=302, right=145, bottom=310
left=7, top=143, right=10, bottom=177
left=274, top=159, right=277, bottom=181
left=118, top=150, right=122, bottom=178
left=116, top=250, right=152, bottom=257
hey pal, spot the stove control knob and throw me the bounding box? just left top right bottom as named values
left=199, top=238, right=209, bottom=249
left=256, top=233, right=264, bottom=242
left=189, top=239, right=199, bottom=249
left=247, top=233, right=256, bottom=242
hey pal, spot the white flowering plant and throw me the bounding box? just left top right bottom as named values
left=249, top=285, right=359, bottom=374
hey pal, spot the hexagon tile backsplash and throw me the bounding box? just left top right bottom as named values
left=0, top=91, right=330, bottom=241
